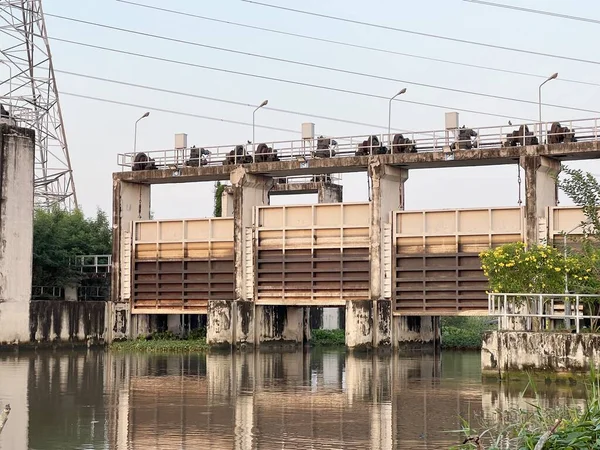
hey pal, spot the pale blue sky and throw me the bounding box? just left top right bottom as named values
left=33, top=0, right=600, bottom=217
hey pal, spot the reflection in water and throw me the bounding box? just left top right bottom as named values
left=0, top=350, right=588, bottom=450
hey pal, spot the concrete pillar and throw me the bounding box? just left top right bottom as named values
left=64, top=285, right=78, bottom=301
left=0, top=125, right=34, bottom=343
left=256, top=305, right=303, bottom=345
left=317, top=183, right=343, bottom=203
left=345, top=300, right=373, bottom=349
left=110, top=178, right=151, bottom=341
left=221, top=185, right=234, bottom=217
left=393, top=316, right=441, bottom=349
left=521, top=155, right=560, bottom=245
left=207, top=300, right=233, bottom=346
left=368, top=159, right=408, bottom=348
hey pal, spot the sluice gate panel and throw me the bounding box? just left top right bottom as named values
left=131, top=218, right=235, bottom=314
left=392, top=207, right=524, bottom=315
left=255, top=203, right=371, bottom=306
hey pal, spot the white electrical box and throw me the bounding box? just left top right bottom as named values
left=175, top=133, right=188, bottom=149
left=445, top=112, right=459, bottom=130
left=302, top=122, right=315, bottom=140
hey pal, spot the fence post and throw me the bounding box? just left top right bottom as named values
left=576, top=295, right=580, bottom=334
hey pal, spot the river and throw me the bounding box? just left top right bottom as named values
left=0, top=349, right=587, bottom=449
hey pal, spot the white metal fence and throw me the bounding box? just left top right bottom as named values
left=117, top=116, right=600, bottom=171
left=488, top=293, right=600, bottom=333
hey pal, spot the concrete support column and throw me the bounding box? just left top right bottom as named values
left=110, top=178, right=151, bottom=341
left=0, top=125, right=35, bottom=343
left=368, top=159, right=408, bottom=348
left=345, top=300, right=373, bottom=349
left=208, top=168, right=272, bottom=347
left=221, top=185, right=234, bottom=217
left=521, top=155, right=560, bottom=245
left=256, top=305, right=303, bottom=346
left=317, top=183, right=343, bottom=203
left=393, top=316, right=441, bottom=349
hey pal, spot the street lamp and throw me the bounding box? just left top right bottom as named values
left=133, top=111, right=150, bottom=154
left=538, top=72, right=558, bottom=143
left=388, top=88, right=407, bottom=142
left=253, top=100, right=268, bottom=154
left=0, top=60, right=12, bottom=117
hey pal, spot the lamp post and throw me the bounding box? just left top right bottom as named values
left=538, top=72, right=558, bottom=144
left=134, top=111, right=150, bottom=153
left=0, top=60, right=12, bottom=117
left=253, top=100, right=268, bottom=154
left=388, top=88, right=407, bottom=143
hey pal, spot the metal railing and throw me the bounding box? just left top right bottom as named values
left=117, top=117, right=600, bottom=171
left=273, top=174, right=342, bottom=184
left=31, top=286, right=65, bottom=300
left=489, top=293, right=600, bottom=333
left=72, top=255, right=112, bottom=274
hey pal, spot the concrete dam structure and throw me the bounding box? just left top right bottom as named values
left=109, top=116, right=600, bottom=348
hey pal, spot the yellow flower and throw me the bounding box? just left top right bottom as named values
left=555, top=267, right=561, bottom=272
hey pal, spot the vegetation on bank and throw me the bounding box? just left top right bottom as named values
left=110, top=330, right=208, bottom=353
left=478, top=166, right=600, bottom=331
left=214, top=181, right=225, bottom=217
left=441, top=317, right=493, bottom=350
left=451, top=372, right=600, bottom=450
left=33, top=207, right=112, bottom=287
left=309, top=329, right=345, bottom=347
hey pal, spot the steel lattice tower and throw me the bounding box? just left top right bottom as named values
left=0, top=0, right=77, bottom=209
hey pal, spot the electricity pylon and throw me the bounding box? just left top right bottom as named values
left=0, top=0, right=77, bottom=209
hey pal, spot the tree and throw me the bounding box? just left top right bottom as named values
left=213, top=181, right=225, bottom=217
left=32, top=207, right=112, bottom=287
left=558, top=165, right=600, bottom=238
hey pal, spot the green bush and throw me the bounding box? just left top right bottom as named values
left=310, top=329, right=345, bottom=346
left=441, top=317, right=491, bottom=350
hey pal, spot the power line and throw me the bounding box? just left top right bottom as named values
left=463, top=0, right=600, bottom=25
left=53, top=69, right=414, bottom=133
left=44, top=12, right=600, bottom=116
left=239, top=0, right=600, bottom=67
left=44, top=35, right=534, bottom=121
left=61, top=91, right=300, bottom=134
left=115, top=0, right=600, bottom=89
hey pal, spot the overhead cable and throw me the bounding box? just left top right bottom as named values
left=239, top=0, right=600, bottom=66
left=114, top=0, right=600, bottom=88
left=463, top=0, right=600, bottom=25
left=44, top=35, right=533, bottom=121
left=43, top=13, right=600, bottom=115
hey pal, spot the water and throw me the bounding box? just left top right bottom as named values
left=0, top=349, right=588, bottom=449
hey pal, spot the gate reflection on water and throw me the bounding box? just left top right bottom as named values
left=0, top=349, right=587, bottom=450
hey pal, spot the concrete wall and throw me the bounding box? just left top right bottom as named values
left=29, top=301, right=106, bottom=343
left=0, top=125, right=34, bottom=343
left=482, top=331, right=600, bottom=378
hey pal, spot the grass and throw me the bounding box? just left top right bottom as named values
left=449, top=368, right=600, bottom=449
left=309, top=329, right=345, bottom=347
left=110, top=330, right=208, bottom=353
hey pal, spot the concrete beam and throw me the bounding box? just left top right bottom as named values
left=521, top=155, right=560, bottom=245
left=0, top=125, right=35, bottom=343
left=113, top=141, right=600, bottom=185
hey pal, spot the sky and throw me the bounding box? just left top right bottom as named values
left=7, top=0, right=600, bottom=218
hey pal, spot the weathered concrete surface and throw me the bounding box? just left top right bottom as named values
left=257, top=305, right=303, bottom=345
left=346, top=300, right=373, bottom=349
left=521, top=155, right=560, bottom=245
left=230, top=167, right=272, bottom=301
left=235, top=300, right=255, bottom=345
left=269, top=181, right=342, bottom=199
left=483, top=331, right=600, bottom=378
left=29, top=300, right=106, bottom=343
left=393, top=316, right=441, bottom=348
left=110, top=178, right=150, bottom=342
left=114, top=141, right=600, bottom=185
left=369, top=161, right=408, bottom=301
left=0, top=125, right=35, bottom=343
left=207, top=300, right=233, bottom=346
